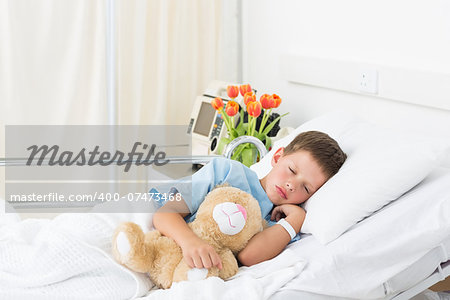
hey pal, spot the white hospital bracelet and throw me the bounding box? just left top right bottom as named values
left=277, top=218, right=296, bottom=240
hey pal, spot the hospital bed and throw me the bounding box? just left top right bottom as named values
left=270, top=165, right=450, bottom=300
left=1, top=112, right=449, bottom=299
left=138, top=111, right=450, bottom=299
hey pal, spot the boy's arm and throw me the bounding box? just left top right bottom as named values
left=153, top=198, right=222, bottom=269
left=237, top=204, right=305, bottom=266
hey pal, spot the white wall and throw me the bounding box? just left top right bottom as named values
left=242, top=0, right=450, bottom=138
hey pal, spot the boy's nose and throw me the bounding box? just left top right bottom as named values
left=286, top=182, right=295, bottom=192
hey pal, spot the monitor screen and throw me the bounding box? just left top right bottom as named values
left=193, top=101, right=216, bottom=137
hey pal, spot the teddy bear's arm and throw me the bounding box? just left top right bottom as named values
left=218, top=249, right=239, bottom=279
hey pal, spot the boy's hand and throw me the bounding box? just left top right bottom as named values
left=180, top=236, right=223, bottom=270
left=270, top=204, right=306, bottom=233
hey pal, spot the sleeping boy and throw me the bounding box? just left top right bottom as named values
left=152, top=131, right=347, bottom=268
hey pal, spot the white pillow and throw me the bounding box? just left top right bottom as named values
left=251, top=111, right=450, bottom=244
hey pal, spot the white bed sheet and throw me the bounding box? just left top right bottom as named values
left=274, top=166, right=450, bottom=299
left=270, top=237, right=450, bottom=300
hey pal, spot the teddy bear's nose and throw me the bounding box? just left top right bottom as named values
left=212, top=202, right=247, bottom=235
left=235, top=204, right=247, bottom=221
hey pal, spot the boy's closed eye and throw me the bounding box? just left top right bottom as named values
left=289, top=166, right=311, bottom=194
left=304, top=185, right=310, bottom=194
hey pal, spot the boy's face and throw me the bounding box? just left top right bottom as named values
left=261, top=148, right=328, bottom=206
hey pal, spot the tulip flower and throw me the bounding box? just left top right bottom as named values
left=227, top=85, right=239, bottom=99
left=208, top=82, right=287, bottom=168
left=272, top=94, right=282, bottom=108
left=259, top=94, right=281, bottom=134
left=225, top=100, right=239, bottom=117
left=210, top=97, right=234, bottom=135
left=243, top=92, right=256, bottom=106
left=211, top=97, right=224, bottom=110
left=246, top=101, right=262, bottom=137
left=260, top=94, right=274, bottom=109
left=247, top=101, right=261, bottom=118
left=239, top=84, right=252, bottom=97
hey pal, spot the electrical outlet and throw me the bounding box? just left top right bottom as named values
left=358, top=69, right=378, bottom=94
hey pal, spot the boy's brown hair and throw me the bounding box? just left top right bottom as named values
left=283, top=131, right=347, bottom=179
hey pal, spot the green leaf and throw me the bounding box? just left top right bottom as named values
left=262, top=112, right=289, bottom=136
left=220, top=137, right=232, bottom=143
left=230, top=128, right=239, bottom=139
left=235, top=109, right=244, bottom=130
left=239, top=109, right=245, bottom=127
left=264, top=136, right=272, bottom=150
left=216, top=137, right=231, bottom=155
left=241, top=147, right=256, bottom=167
left=255, top=132, right=266, bottom=141
left=230, top=143, right=247, bottom=160
left=242, top=122, right=249, bottom=133
left=235, top=114, right=246, bottom=135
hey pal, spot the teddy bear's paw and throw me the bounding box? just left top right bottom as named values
left=187, top=268, right=208, bottom=281
left=116, top=231, right=131, bottom=257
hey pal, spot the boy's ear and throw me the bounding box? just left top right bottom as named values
left=271, top=147, right=285, bottom=166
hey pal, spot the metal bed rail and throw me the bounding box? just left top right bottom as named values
left=0, top=134, right=269, bottom=167
left=0, top=155, right=220, bottom=167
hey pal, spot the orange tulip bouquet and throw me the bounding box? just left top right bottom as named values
left=211, top=84, right=287, bottom=167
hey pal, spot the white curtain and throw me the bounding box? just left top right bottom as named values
left=0, top=0, right=239, bottom=199
left=114, top=0, right=236, bottom=196
left=116, top=0, right=232, bottom=125
left=0, top=0, right=109, bottom=128
left=0, top=0, right=109, bottom=199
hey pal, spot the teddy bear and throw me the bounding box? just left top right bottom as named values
left=111, top=185, right=265, bottom=289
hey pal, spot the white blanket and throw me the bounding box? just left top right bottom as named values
left=0, top=199, right=305, bottom=300
left=0, top=207, right=152, bottom=300
left=142, top=250, right=305, bottom=300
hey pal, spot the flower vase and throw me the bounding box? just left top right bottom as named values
left=230, top=142, right=258, bottom=167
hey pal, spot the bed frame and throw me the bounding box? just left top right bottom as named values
left=391, top=261, right=450, bottom=299
left=270, top=261, right=450, bottom=300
